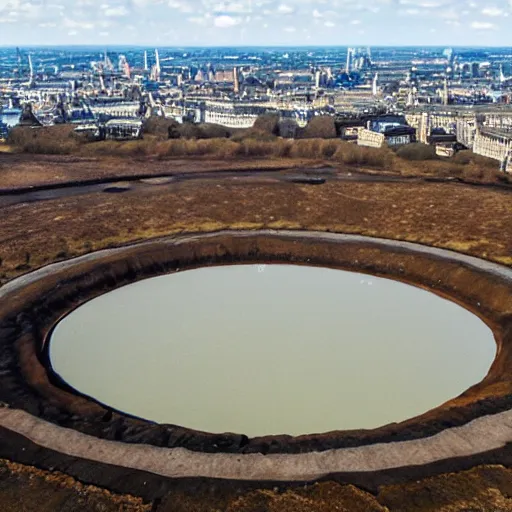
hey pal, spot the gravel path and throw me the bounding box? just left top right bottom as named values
left=0, top=407, right=511, bottom=481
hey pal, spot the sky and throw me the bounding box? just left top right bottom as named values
left=1, top=0, right=512, bottom=47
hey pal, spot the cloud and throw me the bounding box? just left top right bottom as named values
left=103, top=5, right=129, bottom=16
left=481, top=6, right=503, bottom=16
left=213, top=14, right=241, bottom=27
left=132, top=0, right=163, bottom=6
left=188, top=15, right=208, bottom=24
left=213, top=2, right=249, bottom=13
left=471, top=21, right=496, bottom=29
left=1, top=1, right=43, bottom=19
left=398, top=0, right=448, bottom=6
left=63, top=18, right=95, bottom=30
left=168, top=0, right=193, bottom=12
left=0, top=0, right=20, bottom=10
left=2, top=0, right=512, bottom=46
left=277, top=3, right=294, bottom=14
left=439, top=9, right=459, bottom=19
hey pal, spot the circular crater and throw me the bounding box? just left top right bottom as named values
left=50, top=264, right=495, bottom=437
left=1, top=230, right=511, bottom=482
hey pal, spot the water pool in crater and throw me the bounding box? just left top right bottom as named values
left=49, top=264, right=496, bottom=437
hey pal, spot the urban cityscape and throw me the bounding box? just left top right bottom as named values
left=1, top=2, right=512, bottom=505
left=1, top=45, right=512, bottom=171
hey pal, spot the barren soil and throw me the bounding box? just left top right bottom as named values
left=0, top=153, right=318, bottom=189
left=0, top=171, right=510, bottom=287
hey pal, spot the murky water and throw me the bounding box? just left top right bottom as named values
left=50, top=265, right=496, bottom=436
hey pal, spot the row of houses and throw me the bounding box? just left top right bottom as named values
left=473, top=128, right=512, bottom=172
left=350, top=111, right=512, bottom=171
left=6, top=97, right=512, bottom=172
left=161, top=98, right=331, bottom=129
left=416, top=111, right=512, bottom=171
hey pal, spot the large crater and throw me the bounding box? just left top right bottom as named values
left=49, top=263, right=495, bottom=437
left=0, top=230, right=512, bottom=494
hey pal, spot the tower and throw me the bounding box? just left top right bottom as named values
left=102, top=50, right=113, bottom=72
left=443, top=76, right=449, bottom=106
left=407, top=88, right=414, bottom=107
left=346, top=48, right=353, bottom=74
left=419, top=112, right=430, bottom=144
left=315, top=70, right=321, bottom=89
left=233, top=66, right=240, bottom=94
left=28, top=54, right=34, bottom=83
left=144, top=50, right=148, bottom=72
left=119, top=56, right=131, bottom=79
left=154, top=49, right=161, bottom=81
left=500, top=64, right=506, bottom=84
left=372, top=72, right=378, bottom=96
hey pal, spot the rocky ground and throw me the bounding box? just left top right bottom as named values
left=2, top=458, right=512, bottom=511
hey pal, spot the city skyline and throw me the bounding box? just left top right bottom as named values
left=1, top=0, right=512, bottom=47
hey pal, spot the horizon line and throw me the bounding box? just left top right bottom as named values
left=1, top=44, right=512, bottom=49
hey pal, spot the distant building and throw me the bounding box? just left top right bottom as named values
left=473, top=127, right=512, bottom=169
left=382, top=125, right=416, bottom=146
left=104, top=119, right=142, bottom=140
left=358, top=114, right=416, bottom=147
left=214, top=69, right=235, bottom=83
left=73, top=122, right=101, bottom=141
left=336, top=116, right=366, bottom=141
left=233, top=67, right=240, bottom=94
